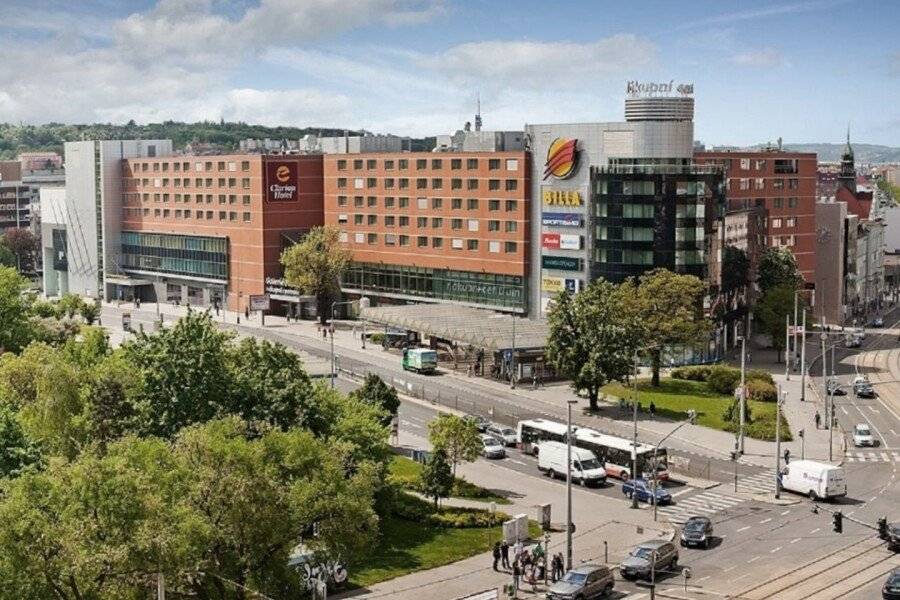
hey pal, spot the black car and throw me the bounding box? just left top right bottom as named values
left=888, top=522, right=900, bottom=552
left=680, top=516, right=714, bottom=549
left=856, top=384, right=877, bottom=399
left=827, top=381, right=847, bottom=396
left=884, top=568, right=900, bottom=600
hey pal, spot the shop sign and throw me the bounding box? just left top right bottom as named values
left=542, top=233, right=560, bottom=249
left=543, top=138, right=579, bottom=180
left=265, top=161, right=298, bottom=202
left=564, top=279, right=581, bottom=294
left=559, top=234, right=582, bottom=250
left=542, top=189, right=582, bottom=206
left=266, top=277, right=301, bottom=300
left=542, top=255, right=581, bottom=271
left=249, top=294, right=271, bottom=311
left=542, top=276, right=564, bottom=293
left=542, top=212, right=582, bottom=227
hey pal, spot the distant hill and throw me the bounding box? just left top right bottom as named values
left=751, top=142, right=900, bottom=164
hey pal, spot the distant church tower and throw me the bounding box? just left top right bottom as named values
left=838, top=125, right=856, bottom=194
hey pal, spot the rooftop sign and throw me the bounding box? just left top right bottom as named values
left=626, top=80, right=694, bottom=97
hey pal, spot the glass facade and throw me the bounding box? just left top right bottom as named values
left=343, top=262, right=525, bottom=310
left=121, top=231, right=228, bottom=280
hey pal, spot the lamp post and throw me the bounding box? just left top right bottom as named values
left=800, top=310, right=807, bottom=401
left=827, top=383, right=846, bottom=461
left=738, top=335, right=746, bottom=454
left=785, top=313, right=790, bottom=380
left=775, top=388, right=786, bottom=499
left=510, top=314, right=516, bottom=389
left=330, top=297, right=370, bottom=388
left=566, top=398, right=577, bottom=571
left=631, top=350, right=640, bottom=509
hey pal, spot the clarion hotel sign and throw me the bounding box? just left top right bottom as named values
left=265, top=161, right=299, bottom=202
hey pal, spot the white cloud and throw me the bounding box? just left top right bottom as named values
left=729, top=48, right=783, bottom=68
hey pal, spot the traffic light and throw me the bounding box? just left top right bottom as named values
left=878, top=517, right=888, bottom=540
left=833, top=511, right=843, bottom=534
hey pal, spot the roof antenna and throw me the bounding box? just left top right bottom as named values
left=474, top=92, right=482, bottom=132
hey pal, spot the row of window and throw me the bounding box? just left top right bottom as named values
left=336, top=176, right=519, bottom=191
left=337, top=213, right=519, bottom=232
left=772, top=235, right=796, bottom=247
left=336, top=196, right=519, bottom=212
left=732, top=178, right=800, bottom=191
left=129, top=177, right=252, bottom=189
left=706, top=157, right=799, bottom=175
left=123, top=207, right=252, bottom=222
left=342, top=231, right=518, bottom=253
left=133, top=160, right=252, bottom=173
left=126, top=193, right=252, bottom=205
left=336, top=157, right=519, bottom=172
left=770, top=217, right=797, bottom=229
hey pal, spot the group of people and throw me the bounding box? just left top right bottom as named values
left=492, top=540, right=568, bottom=593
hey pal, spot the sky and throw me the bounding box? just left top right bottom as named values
left=0, top=0, right=898, bottom=146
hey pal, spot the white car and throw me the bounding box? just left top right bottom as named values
left=853, top=424, right=875, bottom=447
left=480, top=434, right=506, bottom=459
left=852, top=375, right=869, bottom=387
left=486, top=424, right=517, bottom=446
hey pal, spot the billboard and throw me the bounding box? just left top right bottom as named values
left=559, top=234, right=582, bottom=250
left=249, top=294, right=271, bottom=311
left=542, top=255, right=580, bottom=271
left=542, top=212, right=582, bottom=227
left=542, top=233, right=561, bottom=249
left=265, top=160, right=298, bottom=202
left=541, top=277, right=564, bottom=293
left=543, top=138, right=579, bottom=180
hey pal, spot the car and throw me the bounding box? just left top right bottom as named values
left=545, top=564, right=614, bottom=599
left=680, top=516, right=714, bottom=549
left=486, top=424, right=517, bottom=446
left=465, top=414, right=491, bottom=433
left=855, top=384, right=876, bottom=399
left=619, top=540, right=679, bottom=581
left=853, top=424, right=875, bottom=447
left=884, top=568, right=900, bottom=600
left=480, top=435, right=506, bottom=459
left=622, top=478, right=672, bottom=505
left=887, top=522, right=900, bottom=552
left=827, top=380, right=847, bottom=396
left=852, top=375, right=870, bottom=386
left=846, top=336, right=862, bottom=348
left=872, top=317, right=885, bottom=327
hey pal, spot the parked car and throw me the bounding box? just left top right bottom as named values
left=680, top=516, right=714, bottom=549
left=619, top=540, right=679, bottom=581
left=872, top=316, right=884, bottom=327
left=545, top=564, right=614, bottom=599
left=537, top=441, right=607, bottom=486
left=622, top=478, right=671, bottom=505
left=852, top=375, right=870, bottom=386
left=779, top=460, right=847, bottom=501
left=480, top=435, right=506, bottom=459
left=883, top=568, right=900, bottom=600
left=887, top=522, right=900, bottom=552
left=853, top=424, right=875, bottom=447
left=846, top=335, right=862, bottom=348
left=486, top=424, right=517, bottom=446
left=465, top=414, right=491, bottom=433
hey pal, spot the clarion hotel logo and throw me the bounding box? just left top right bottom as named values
left=267, top=161, right=298, bottom=201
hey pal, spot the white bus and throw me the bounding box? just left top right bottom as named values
left=516, top=418, right=573, bottom=455
left=572, top=428, right=669, bottom=481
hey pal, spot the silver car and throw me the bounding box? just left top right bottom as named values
left=619, top=540, right=678, bottom=581
left=480, top=435, right=506, bottom=459
left=486, top=424, right=517, bottom=446
left=545, top=564, right=614, bottom=599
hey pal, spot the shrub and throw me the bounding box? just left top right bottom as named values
left=390, top=492, right=509, bottom=528
left=707, top=365, right=741, bottom=395
left=746, top=379, right=777, bottom=402
left=671, top=365, right=712, bottom=382
left=745, top=369, right=774, bottom=385
left=369, top=332, right=385, bottom=345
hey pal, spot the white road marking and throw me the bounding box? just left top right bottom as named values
left=891, top=429, right=897, bottom=436
left=810, top=528, right=820, bottom=534
left=698, top=576, right=710, bottom=582
left=738, top=526, right=751, bottom=532
left=770, top=546, right=782, bottom=553
left=870, top=496, right=878, bottom=502
left=869, top=406, right=881, bottom=414
left=507, top=459, right=528, bottom=466
left=790, top=537, right=802, bottom=544
left=760, top=518, right=772, bottom=524
left=780, top=510, right=790, bottom=515
left=733, top=573, right=750, bottom=582
left=723, top=566, right=736, bottom=573
left=841, top=406, right=849, bottom=415
left=671, top=489, right=692, bottom=498
left=881, top=452, right=890, bottom=461
left=748, top=556, right=760, bottom=563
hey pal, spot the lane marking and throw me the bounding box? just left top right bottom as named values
left=722, top=566, right=736, bottom=573
left=671, top=489, right=692, bottom=498
left=810, top=528, right=820, bottom=534
left=770, top=546, right=782, bottom=553
left=507, top=459, right=528, bottom=466
left=748, top=556, right=760, bottom=563
left=780, top=510, right=790, bottom=516
left=790, top=537, right=802, bottom=544
left=760, top=518, right=772, bottom=524
left=697, top=576, right=710, bottom=582
left=869, top=406, right=881, bottom=414
left=737, top=526, right=751, bottom=532
left=841, top=406, right=849, bottom=415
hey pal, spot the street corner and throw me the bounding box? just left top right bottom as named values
left=750, top=492, right=803, bottom=506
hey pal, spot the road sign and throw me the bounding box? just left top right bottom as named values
left=249, top=294, right=270, bottom=311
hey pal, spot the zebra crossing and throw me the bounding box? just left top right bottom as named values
left=844, top=451, right=899, bottom=462
left=735, top=470, right=778, bottom=494
left=656, top=490, right=747, bottom=525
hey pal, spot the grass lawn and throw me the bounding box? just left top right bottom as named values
left=389, top=455, right=511, bottom=504
left=601, top=378, right=792, bottom=441
left=350, top=515, right=543, bottom=588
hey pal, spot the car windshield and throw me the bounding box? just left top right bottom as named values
left=630, top=547, right=653, bottom=559
left=483, top=437, right=501, bottom=446
left=579, top=458, right=601, bottom=470
left=561, top=572, right=587, bottom=584
left=685, top=519, right=706, bottom=531
left=500, top=428, right=514, bottom=436
left=856, top=426, right=870, bottom=435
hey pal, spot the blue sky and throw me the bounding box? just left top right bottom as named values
left=0, top=0, right=897, bottom=146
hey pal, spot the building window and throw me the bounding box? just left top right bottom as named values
left=242, top=195, right=251, bottom=205
left=367, top=196, right=377, bottom=207
left=488, top=220, right=500, bottom=231
left=432, top=198, right=443, bottom=209
left=385, top=159, right=395, bottom=170
left=366, top=159, right=377, bottom=170
left=399, top=235, right=410, bottom=246
left=451, top=159, right=462, bottom=170
left=451, top=218, right=463, bottom=230
left=788, top=197, right=798, bottom=208
left=417, top=216, right=428, bottom=228
left=368, top=215, right=377, bottom=225
left=489, top=199, right=500, bottom=211
left=788, top=178, right=799, bottom=189
left=417, top=178, right=428, bottom=189
left=773, top=198, right=784, bottom=208
left=506, top=159, right=519, bottom=171
left=754, top=178, right=764, bottom=190
left=218, top=194, right=226, bottom=204
left=432, top=217, right=443, bottom=228
left=367, top=233, right=377, bottom=245
left=337, top=178, right=347, bottom=189
left=353, top=159, right=363, bottom=169
left=489, top=179, right=500, bottom=191
left=385, top=215, right=395, bottom=227
left=399, top=159, right=408, bottom=170
left=432, top=178, right=443, bottom=189
left=385, top=178, right=395, bottom=189
left=367, top=178, right=377, bottom=188
left=432, top=237, right=443, bottom=248
left=740, top=158, right=750, bottom=170
left=467, top=198, right=479, bottom=210
left=467, top=179, right=479, bottom=190
left=467, top=158, right=478, bottom=169
left=417, top=197, right=428, bottom=209
left=452, top=198, right=462, bottom=209
left=451, top=238, right=463, bottom=249
left=337, top=159, right=347, bottom=170
left=416, top=159, right=427, bottom=170
left=354, top=178, right=364, bottom=189
left=489, top=241, right=501, bottom=253
left=385, top=233, right=396, bottom=246
left=489, top=159, right=500, bottom=170
left=467, top=219, right=479, bottom=232
left=417, top=236, right=428, bottom=247
left=505, top=241, right=517, bottom=253
left=243, top=212, right=251, bottom=222
left=773, top=179, right=784, bottom=189
left=505, top=200, right=517, bottom=212
left=432, top=159, right=442, bottom=169
left=786, top=217, right=796, bottom=228
left=354, top=214, right=363, bottom=225
left=739, top=178, right=749, bottom=191
left=399, top=178, right=409, bottom=189
left=505, top=221, right=517, bottom=233
left=384, top=196, right=395, bottom=208
left=772, top=218, right=782, bottom=228
left=467, top=239, right=479, bottom=251
left=505, top=179, right=518, bottom=191
left=399, top=197, right=409, bottom=208
left=399, top=216, right=409, bottom=227
left=451, top=178, right=462, bottom=189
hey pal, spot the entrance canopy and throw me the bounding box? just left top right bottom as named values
left=106, top=274, right=152, bottom=287
left=360, top=304, right=549, bottom=351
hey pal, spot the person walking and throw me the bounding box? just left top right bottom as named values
left=512, top=561, right=521, bottom=595
left=815, top=411, right=821, bottom=429
left=500, top=539, right=510, bottom=569
left=784, top=448, right=791, bottom=464
left=513, top=539, right=524, bottom=564
left=649, top=401, right=656, bottom=417
left=556, top=552, right=565, bottom=581
left=492, top=541, right=501, bottom=572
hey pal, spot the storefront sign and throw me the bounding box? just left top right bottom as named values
left=542, top=276, right=564, bottom=293
left=542, top=189, right=583, bottom=206
left=542, top=233, right=560, bottom=249
left=542, top=255, right=581, bottom=271
left=559, top=234, right=582, bottom=250
left=249, top=294, right=270, bottom=311
left=265, top=161, right=298, bottom=202
left=543, top=138, right=579, bottom=180
left=542, top=212, right=582, bottom=227
left=564, top=279, right=581, bottom=294
left=265, top=277, right=301, bottom=300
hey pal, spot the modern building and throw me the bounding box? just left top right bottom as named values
left=814, top=199, right=851, bottom=325
left=695, top=148, right=818, bottom=283
left=39, top=187, right=69, bottom=296
left=239, top=133, right=408, bottom=155
left=322, top=151, right=531, bottom=313
left=526, top=82, right=725, bottom=317
left=0, top=161, right=37, bottom=234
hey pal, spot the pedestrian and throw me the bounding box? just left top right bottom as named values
left=784, top=448, right=791, bottom=464
left=322, top=326, right=327, bottom=339
left=512, top=561, right=520, bottom=594
left=532, top=540, right=544, bottom=561
left=513, top=539, right=523, bottom=563
left=649, top=401, right=656, bottom=417
left=492, top=541, right=501, bottom=572
left=555, top=553, right=565, bottom=581
left=500, top=539, right=510, bottom=569
left=814, top=411, right=821, bottom=429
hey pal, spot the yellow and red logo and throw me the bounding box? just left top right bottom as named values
left=543, top=138, right=579, bottom=180
left=275, top=165, right=291, bottom=183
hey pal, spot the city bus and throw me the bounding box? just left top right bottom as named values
left=516, top=418, right=573, bottom=455
left=572, top=428, right=669, bottom=481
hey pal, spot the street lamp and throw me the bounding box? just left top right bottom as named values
left=329, top=297, right=370, bottom=388
left=631, top=344, right=660, bottom=509
left=651, top=411, right=695, bottom=522
left=737, top=335, right=746, bottom=454
left=826, top=382, right=847, bottom=462
left=510, top=314, right=517, bottom=389
left=775, top=389, right=787, bottom=499
left=565, top=398, right=577, bottom=571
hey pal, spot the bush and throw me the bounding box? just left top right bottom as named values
left=746, top=379, right=777, bottom=402
left=745, top=369, right=774, bottom=385
left=671, top=365, right=712, bottom=382
left=707, top=365, right=741, bottom=395
left=369, top=332, right=385, bottom=345
left=390, top=492, right=509, bottom=528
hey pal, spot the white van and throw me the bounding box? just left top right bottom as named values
left=537, top=441, right=607, bottom=486
left=779, top=460, right=847, bottom=501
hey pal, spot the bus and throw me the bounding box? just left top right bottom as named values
left=572, top=428, right=669, bottom=481
left=516, top=418, right=573, bottom=456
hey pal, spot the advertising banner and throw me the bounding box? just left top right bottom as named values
left=541, top=277, right=564, bottom=293
left=541, top=233, right=561, bottom=249
left=559, top=234, right=582, bottom=250
left=542, top=255, right=580, bottom=271
left=541, top=212, right=582, bottom=227
left=265, top=160, right=298, bottom=202
left=249, top=294, right=271, bottom=311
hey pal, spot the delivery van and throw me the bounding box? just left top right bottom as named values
left=401, top=348, right=438, bottom=374
left=537, top=441, right=607, bottom=486
left=779, top=460, right=846, bottom=501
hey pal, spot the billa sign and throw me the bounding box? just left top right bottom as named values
left=265, top=161, right=298, bottom=202
left=543, top=138, right=579, bottom=180
left=542, top=212, right=582, bottom=227
left=542, top=233, right=561, bottom=249
left=542, top=255, right=580, bottom=271
left=542, top=189, right=582, bottom=206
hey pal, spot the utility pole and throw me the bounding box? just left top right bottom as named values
left=800, top=310, right=807, bottom=401
left=631, top=351, right=639, bottom=509
left=739, top=335, right=746, bottom=453
left=820, top=331, right=827, bottom=431
left=566, top=399, right=576, bottom=571
left=157, top=573, right=166, bottom=600
left=793, top=290, right=799, bottom=366
left=785, top=313, right=790, bottom=380
left=510, top=315, right=516, bottom=389
left=775, top=388, right=785, bottom=499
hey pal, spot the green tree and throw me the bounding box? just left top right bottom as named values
left=280, top=226, right=351, bottom=325
left=620, top=269, right=711, bottom=387
left=0, top=404, right=41, bottom=478
left=0, top=266, right=34, bottom=353
left=56, top=293, right=86, bottom=319
left=722, top=245, right=750, bottom=295
left=723, top=397, right=753, bottom=429
left=79, top=299, right=101, bottom=325
left=81, top=354, right=145, bottom=453
left=757, top=247, right=802, bottom=295
left=546, top=280, right=641, bottom=410
left=427, top=413, right=481, bottom=477
left=0, top=242, right=14, bottom=268
left=754, top=284, right=802, bottom=363
left=350, top=373, right=400, bottom=426
left=419, top=447, right=453, bottom=508
left=1, top=229, right=38, bottom=273
left=327, top=392, right=391, bottom=472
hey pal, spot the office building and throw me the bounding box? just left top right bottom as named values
left=40, top=187, right=69, bottom=296
left=0, top=161, right=37, bottom=234
left=323, top=151, right=531, bottom=313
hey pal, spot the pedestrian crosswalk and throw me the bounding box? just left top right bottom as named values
left=735, top=471, right=777, bottom=495
left=844, top=451, right=899, bottom=462
left=656, top=490, right=747, bottom=525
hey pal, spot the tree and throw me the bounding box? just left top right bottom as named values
left=723, top=396, right=753, bottom=430
left=1, top=229, right=37, bottom=273
left=350, top=373, right=400, bottom=426
left=546, top=280, right=641, bottom=410
left=0, top=242, right=14, bottom=269
left=427, top=413, right=481, bottom=477
left=56, top=293, right=85, bottom=319
left=0, top=267, right=34, bottom=354
left=722, top=245, right=750, bottom=295
left=619, top=269, right=711, bottom=387
left=81, top=354, right=145, bottom=453
left=754, top=284, right=802, bottom=363
left=0, top=404, right=41, bottom=478
left=757, top=247, right=802, bottom=295
left=280, top=226, right=351, bottom=325
left=79, top=299, right=100, bottom=325
left=419, top=447, right=453, bottom=508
